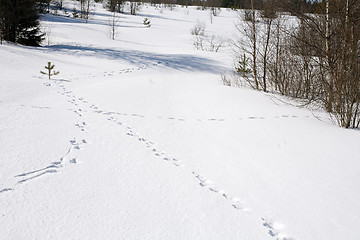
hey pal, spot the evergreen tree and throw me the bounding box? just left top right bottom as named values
left=0, top=0, right=43, bottom=46
left=40, top=62, right=59, bottom=79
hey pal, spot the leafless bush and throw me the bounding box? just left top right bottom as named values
left=220, top=73, right=244, bottom=88
left=191, top=21, right=226, bottom=52
left=206, top=34, right=226, bottom=52
left=191, top=20, right=206, bottom=36
left=221, top=74, right=231, bottom=86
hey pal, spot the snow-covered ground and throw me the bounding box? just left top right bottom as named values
left=1, top=2, right=360, bottom=240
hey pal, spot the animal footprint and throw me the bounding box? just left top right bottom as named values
left=262, top=218, right=292, bottom=240
left=232, top=199, right=249, bottom=211
left=209, top=186, right=219, bottom=193
left=194, top=174, right=212, bottom=187
left=0, top=188, right=13, bottom=193
left=70, top=138, right=87, bottom=150
left=75, top=122, right=87, bottom=131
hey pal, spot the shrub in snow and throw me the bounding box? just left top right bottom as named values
left=191, top=21, right=226, bottom=52
left=236, top=54, right=251, bottom=76
left=191, top=21, right=205, bottom=36
left=206, top=34, right=226, bottom=52
left=143, top=18, right=151, bottom=27
left=72, top=8, right=79, bottom=18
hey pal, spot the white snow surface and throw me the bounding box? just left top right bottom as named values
left=1, top=2, right=360, bottom=240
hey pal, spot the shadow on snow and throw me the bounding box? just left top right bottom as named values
left=46, top=44, right=227, bottom=73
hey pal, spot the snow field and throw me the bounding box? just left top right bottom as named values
left=1, top=2, right=360, bottom=240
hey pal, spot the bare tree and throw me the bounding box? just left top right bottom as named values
left=250, top=0, right=259, bottom=90
left=276, top=0, right=360, bottom=127
left=108, top=0, right=124, bottom=13
left=230, top=0, right=360, bottom=128
left=292, top=0, right=359, bottom=127
left=55, top=0, right=64, bottom=10
left=258, top=1, right=278, bottom=92
left=0, top=3, right=4, bottom=45
left=84, top=0, right=93, bottom=22
left=108, top=11, right=120, bottom=40
left=130, top=1, right=138, bottom=15
left=234, top=2, right=259, bottom=90
left=78, top=0, right=92, bottom=22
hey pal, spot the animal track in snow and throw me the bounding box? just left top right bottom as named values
left=192, top=172, right=251, bottom=214
left=15, top=163, right=60, bottom=184
left=0, top=188, right=13, bottom=193
left=132, top=113, right=145, bottom=118
left=73, top=109, right=84, bottom=117
left=59, top=139, right=86, bottom=164
left=222, top=192, right=231, bottom=199
left=70, top=138, right=87, bottom=151
left=52, top=75, right=298, bottom=240
left=69, top=158, right=77, bottom=164
left=231, top=198, right=250, bottom=212
left=262, top=218, right=294, bottom=240
left=127, top=131, right=134, bottom=136
left=75, top=121, right=87, bottom=132
left=92, top=109, right=310, bottom=123
left=17, top=170, right=58, bottom=184
left=54, top=80, right=298, bottom=240
left=31, top=105, right=51, bottom=110
left=71, top=63, right=156, bottom=79
left=13, top=136, right=88, bottom=185
left=91, top=108, right=185, bottom=168
left=74, top=85, right=298, bottom=239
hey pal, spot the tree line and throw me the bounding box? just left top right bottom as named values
left=0, top=0, right=319, bottom=47
left=234, top=0, right=360, bottom=128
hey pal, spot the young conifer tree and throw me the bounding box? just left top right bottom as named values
left=40, top=62, right=60, bottom=79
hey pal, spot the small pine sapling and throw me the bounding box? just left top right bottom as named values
left=236, top=54, right=251, bottom=76
left=72, top=7, right=79, bottom=18
left=143, top=18, right=151, bottom=27
left=40, top=62, right=60, bottom=79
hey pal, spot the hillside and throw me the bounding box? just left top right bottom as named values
left=0, top=2, right=359, bottom=240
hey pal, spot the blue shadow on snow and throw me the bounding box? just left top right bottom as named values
left=46, top=44, right=227, bottom=73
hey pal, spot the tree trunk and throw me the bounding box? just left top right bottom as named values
left=262, top=18, right=273, bottom=93
left=274, top=18, right=280, bottom=91
left=251, top=0, right=259, bottom=90
left=325, top=0, right=334, bottom=112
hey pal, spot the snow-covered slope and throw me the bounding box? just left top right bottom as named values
left=1, top=3, right=359, bottom=240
